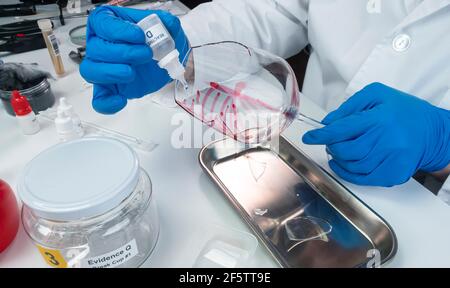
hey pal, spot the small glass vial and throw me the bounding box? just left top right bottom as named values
left=137, top=14, right=187, bottom=86
left=37, top=19, right=65, bottom=76
left=19, top=138, right=159, bottom=268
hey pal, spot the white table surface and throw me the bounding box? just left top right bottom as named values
left=1, top=2, right=450, bottom=268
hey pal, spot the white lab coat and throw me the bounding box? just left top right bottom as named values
left=180, top=0, right=450, bottom=201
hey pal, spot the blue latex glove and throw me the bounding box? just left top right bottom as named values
left=302, top=82, right=450, bottom=186
left=80, top=6, right=189, bottom=114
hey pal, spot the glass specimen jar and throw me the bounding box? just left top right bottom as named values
left=19, top=137, right=159, bottom=268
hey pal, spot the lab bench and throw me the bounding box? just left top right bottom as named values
left=1, top=1, right=450, bottom=268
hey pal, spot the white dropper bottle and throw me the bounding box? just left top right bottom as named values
left=137, top=14, right=187, bottom=87
left=58, top=97, right=84, bottom=137
left=54, top=110, right=79, bottom=142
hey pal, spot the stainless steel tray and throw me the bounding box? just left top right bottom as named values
left=199, top=137, right=397, bottom=268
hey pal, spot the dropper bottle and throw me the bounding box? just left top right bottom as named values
left=37, top=19, right=65, bottom=76
left=137, top=14, right=187, bottom=87
left=54, top=110, right=79, bottom=142
left=58, top=97, right=84, bottom=137
left=10, top=90, right=40, bottom=135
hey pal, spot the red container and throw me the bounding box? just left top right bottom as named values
left=0, top=179, right=20, bottom=253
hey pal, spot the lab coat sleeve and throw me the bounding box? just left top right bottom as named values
left=437, top=89, right=450, bottom=206
left=438, top=177, right=450, bottom=206
left=180, top=0, right=309, bottom=59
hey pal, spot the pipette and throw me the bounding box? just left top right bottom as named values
left=38, top=108, right=158, bottom=153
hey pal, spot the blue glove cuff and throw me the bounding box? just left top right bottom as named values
left=421, top=108, right=450, bottom=172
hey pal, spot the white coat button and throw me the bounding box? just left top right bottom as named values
left=392, top=34, right=411, bottom=52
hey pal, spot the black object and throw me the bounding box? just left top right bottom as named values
left=0, top=61, right=52, bottom=91
left=69, top=47, right=86, bottom=64
left=0, top=77, right=55, bottom=116
left=0, top=3, right=36, bottom=17
left=182, top=0, right=209, bottom=9
left=0, top=33, right=46, bottom=53
left=21, top=0, right=58, bottom=4
left=56, top=0, right=68, bottom=25
left=0, top=20, right=47, bottom=53
left=17, top=1, right=68, bottom=26
left=0, top=20, right=42, bottom=38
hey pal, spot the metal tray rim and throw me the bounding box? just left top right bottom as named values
left=199, top=137, right=397, bottom=268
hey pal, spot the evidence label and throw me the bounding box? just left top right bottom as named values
left=82, top=239, right=139, bottom=268
left=144, top=23, right=169, bottom=47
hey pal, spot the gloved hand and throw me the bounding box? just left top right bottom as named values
left=80, top=6, right=189, bottom=114
left=302, top=82, right=450, bottom=186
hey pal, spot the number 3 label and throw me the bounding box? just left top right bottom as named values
left=37, top=246, right=67, bottom=268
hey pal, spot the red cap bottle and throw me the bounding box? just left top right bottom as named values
left=10, top=90, right=33, bottom=116
left=10, top=90, right=40, bottom=135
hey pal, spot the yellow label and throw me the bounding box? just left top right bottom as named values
left=37, top=245, right=67, bottom=268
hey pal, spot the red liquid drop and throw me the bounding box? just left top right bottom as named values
left=210, top=82, right=220, bottom=89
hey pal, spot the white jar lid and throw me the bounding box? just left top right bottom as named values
left=19, top=137, right=140, bottom=221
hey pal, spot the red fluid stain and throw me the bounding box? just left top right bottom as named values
left=211, top=92, right=221, bottom=112
left=196, top=90, right=201, bottom=103
left=235, top=82, right=246, bottom=94
left=219, top=96, right=231, bottom=120
left=231, top=102, right=238, bottom=135
left=201, top=88, right=214, bottom=119
left=220, top=105, right=231, bottom=135
left=210, top=82, right=278, bottom=112
left=210, top=82, right=220, bottom=90
left=189, top=98, right=195, bottom=111
left=182, top=81, right=280, bottom=142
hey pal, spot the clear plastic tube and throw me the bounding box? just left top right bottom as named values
left=82, top=122, right=158, bottom=152
left=297, top=113, right=324, bottom=128
left=38, top=109, right=158, bottom=153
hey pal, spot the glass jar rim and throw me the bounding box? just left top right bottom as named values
left=0, top=78, right=50, bottom=100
